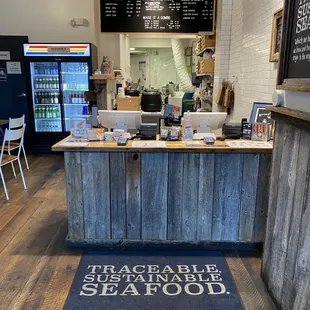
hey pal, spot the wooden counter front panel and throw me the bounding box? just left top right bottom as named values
left=65, top=152, right=271, bottom=242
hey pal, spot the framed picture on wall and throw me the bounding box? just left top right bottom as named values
left=270, top=8, right=283, bottom=62
left=250, top=102, right=274, bottom=125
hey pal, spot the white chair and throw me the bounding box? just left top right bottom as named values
left=5, top=115, right=29, bottom=171
left=0, top=125, right=27, bottom=200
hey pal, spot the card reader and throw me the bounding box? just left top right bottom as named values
left=139, top=123, right=157, bottom=140
left=117, top=137, right=128, bottom=146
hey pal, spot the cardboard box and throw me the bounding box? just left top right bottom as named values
left=117, top=96, right=140, bottom=111
left=202, top=35, right=216, bottom=47
left=199, top=59, right=214, bottom=73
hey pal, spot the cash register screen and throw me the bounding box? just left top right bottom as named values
left=98, top=111, right=142, bottom=131
left=189, top=112, right=227, bottom=132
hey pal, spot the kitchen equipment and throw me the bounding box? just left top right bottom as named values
left=141, top=89, right=162, bottom=112
left=125, top=89, right=140, bottom=97
left=139, top=123, right=157, bottom=140
left=222, top=123, right=242, bottom=140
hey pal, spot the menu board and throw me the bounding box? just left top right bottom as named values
left=287, top=0, right=310, bottom=79
left=100, top=0, right=214, bottom=33
left=278, top=0, right=310, bottom=90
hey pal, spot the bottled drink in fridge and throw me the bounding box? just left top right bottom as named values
left=55, top=93, right=59, bottom=103
left=52, top=107, right=57, bottom=118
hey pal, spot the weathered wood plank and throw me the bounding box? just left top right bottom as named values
left=126, top=153, right=141, bottom=239
left=141, top=153, right=168, bottom=240
left=253, top=154, right=271, bottom=242
left=197, top=153, right=215, bottom=240
left=181, top=153, right=199, bottom=240
left=64, top=152, right=84, bottom=240
left=291, top=145, right=310, bottom=310
left=262, top=122, right=287, bottom=280
left=167, top=153, right=183, bottom=240
left=225, top=252, right=275, bottom=310
left=281, top=130, right=310, bottom=310
left=267, top=126, right=301, bottom=306
left=292, top=191, right=310, bottom=310
left=110, top=153, right=126, bottom=239
left=213, top=154, right=243, bottom=241
left=82, top=152, right=110, bottom=239
left=239, top=154, right=260, bottom=241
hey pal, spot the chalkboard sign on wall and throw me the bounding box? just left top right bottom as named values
left=100, top=0, right=214, bottom=33
left=278, top=0, right=310, bottom=91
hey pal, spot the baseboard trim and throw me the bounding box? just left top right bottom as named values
left=66, top=237, right=263, bottom=252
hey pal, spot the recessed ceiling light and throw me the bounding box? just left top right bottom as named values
left=130, top=48, right=135, bottom=51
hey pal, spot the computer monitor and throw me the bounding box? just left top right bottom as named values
left=98, top=110, right=142, bottom=131
left=189, top=112, right=227, bottom=133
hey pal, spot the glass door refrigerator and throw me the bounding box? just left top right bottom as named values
left=23, top=43, right=97, bottom=153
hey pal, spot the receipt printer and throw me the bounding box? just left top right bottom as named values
left=139, top=123, right=157, bottom=140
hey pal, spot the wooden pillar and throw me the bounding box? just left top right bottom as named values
left=262, top=107, right=310, bottom=310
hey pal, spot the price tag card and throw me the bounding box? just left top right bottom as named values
left=72, top=119, right=87, bottom=138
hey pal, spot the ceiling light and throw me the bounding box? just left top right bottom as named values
left=130, top=48, right=136, bottom=51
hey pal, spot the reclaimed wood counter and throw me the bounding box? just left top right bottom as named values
left=52, top=138, right=272, bottom=247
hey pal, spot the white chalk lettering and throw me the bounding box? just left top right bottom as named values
left=120, top=283, right=141, bottom=296
left=100, top=283, right=118, bottom=296
left=102, top=265, right=116, bottom=274
left=80, top=283, right=98, bottom=296
left=145, top=283, right=161, bottom=296
left=134, top=275, right=146, bottom=282
left=205, top=265, right=219, bottom=273
left=210, top=274, right=223, bottom=281
left=88, top=265, right=101, bottom=274
left=206, top=282, right=226, bottom=295
left=118, top=265, right=131, bottom=274
left=83, top=274, right=95, bottom=283
left=184, top=274, right=197, bottom=282
left=109, top=274, right=121, bottom=282
left=163, top=283, right=182, bottom=296
left=177, top=265, right=190, bottom=273
left=162, top=265, right=175, bottom=273
left=170, top=274, right=183, bottom=282
left=132, top=265, right=145, bottom=274
left=185, top=283, right=204, bottom=296
left=148, top=265, right=159, bottom=273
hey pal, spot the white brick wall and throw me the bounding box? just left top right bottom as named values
left=214, top=0, right=283, bottom=121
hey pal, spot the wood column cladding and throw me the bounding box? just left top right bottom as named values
left=262, top=107, right=310, bottom=310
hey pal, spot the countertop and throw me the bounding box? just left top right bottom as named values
left=52, top=136, right=273, bottom=154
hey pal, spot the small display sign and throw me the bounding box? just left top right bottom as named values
left=72, top=119, right=87, bottom=138
left=6, top=62, right=22, bottom=74
left=0, top=51, right=10, bottom=60
left=47, top=46, right=70, bottom=54
left=0, top=68, right=7, bottom=82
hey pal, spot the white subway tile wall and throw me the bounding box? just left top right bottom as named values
left=214, top=0, right=284, bottom=122
left=213, top=0, right=233, bottom=110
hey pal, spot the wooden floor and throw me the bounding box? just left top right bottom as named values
left=0, top=155, right=276, bottom=310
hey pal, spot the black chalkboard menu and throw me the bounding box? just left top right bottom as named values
left=100, top=0, right=214, bottom=33
left=278, top=0, right=310, bottom=90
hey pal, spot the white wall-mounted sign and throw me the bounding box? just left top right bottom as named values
left=6, top=62, right=22, bottom=74
left=0, top=51, right=10, bottom=60
left=0, top=68, right=7, bottom=82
